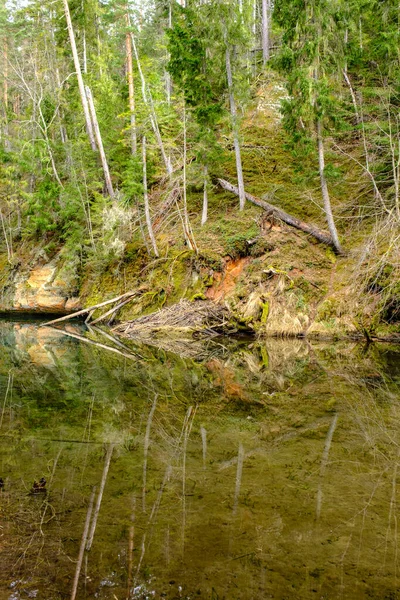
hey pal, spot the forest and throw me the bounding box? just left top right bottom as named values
left=0, top=0, right=399, bottom=340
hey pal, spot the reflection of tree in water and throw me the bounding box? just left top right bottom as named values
left=0, top=321, right=400, bottom=598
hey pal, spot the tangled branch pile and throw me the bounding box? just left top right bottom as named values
left=113, top=300, right=230, bottom=339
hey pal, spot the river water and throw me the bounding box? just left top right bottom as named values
left=0, top=319, right=399, bottom=599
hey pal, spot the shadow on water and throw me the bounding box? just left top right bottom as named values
left=0, top=320, right=400, bottom=599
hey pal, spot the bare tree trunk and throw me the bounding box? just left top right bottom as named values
left=3, top=40, right=7, bottom=110
left=342, top=70, right=361, bottom=125
left=225, top=46, right=246, bottom=210
left=0, top=207, right=12, bottom=262
left=3, top=39, right=9, bottom=150
left=130, top=30, right=173, bottom=176
left=201, top=166, right=208, bottom=226
left=316, top=119, right=343, bottom=254
left=83, top=29, right=87, bottom=74
left=62, top=0, right=97, bottom=151
left=142, top=136, right=159, bottom=257
left=125, top=14, right=137, bottom=156
left=85, top=85, right=115, bottom=198
left=182, top=107, right=195, bottom=250
left=165, top=2, right=173, bottom=106
left=49, top=13, right=68, bottom=145
left=261, top=0, right=270, bottom=64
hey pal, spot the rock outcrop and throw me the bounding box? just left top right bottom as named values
left=1, top=261, right=81, bottom=314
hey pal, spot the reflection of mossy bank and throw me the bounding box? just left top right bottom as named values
left=1, top=323, right=400, bottom=598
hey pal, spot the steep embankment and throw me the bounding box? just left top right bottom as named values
left=0, top=75, right=398, bottom=342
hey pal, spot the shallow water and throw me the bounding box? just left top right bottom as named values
left=0, top=320, right=400, bottom=599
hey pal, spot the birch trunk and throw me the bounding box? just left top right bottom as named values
left=125, top=14, right=137, bottom=155
left=142, top=136, right=159, bottom=257
left=85, top=86, right=115, bottom=199
left=342, top=69, right=360, bottom=125
left=225, top=47, right=246, bottom=210
left=316, top=119, right=343, bottom=254
left=165, top=2, right=173, bottom=105
left=62, top=0, right=97, bottom=151
left=261, top=0, right=270, bottom=64
left=130, top=31, right=173, bottom=176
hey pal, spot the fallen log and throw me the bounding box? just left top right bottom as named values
left=90, top=295, right=137, bottom=325
left=41, top=291, right=136, bottom=327
left=218, top=178, right=334, bottom=248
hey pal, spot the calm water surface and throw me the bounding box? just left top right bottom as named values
left=0, top=320, right=400, bottom=600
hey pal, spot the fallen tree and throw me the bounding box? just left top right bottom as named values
left=41, top=288, right=147, bottom=327
left=218, top=178, right=336, bottom=249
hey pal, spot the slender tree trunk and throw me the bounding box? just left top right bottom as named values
left=201, top=166, right=208, bottom=226
left=342, top=69, right=360, bottom=125
left=182, top=107, right=194, bottom=250
left=49, top=13, right=68, bottom=145
left=261, top=0, right=270, bottom=64
left=3, top=39, right=9, bottom=150
left=165, top=2, right=173, bottom=105
left=142, top=136, right=159, bottom=257
left=225, top=46, right=246, bottom=210
left=85, top=86, right=115, bottom=198
left=3, top=40, right=7, bottom=110
left=125, top=14, right=137, bottom=155
left=83, top=29, right=87, bottom=74
left=130, top=31, right=173, bottom=176
left=62, top=0, right=97, bottom=151
left=0, top=208, right=12, bottom=262
left=316, top=119, right=343, bottom=254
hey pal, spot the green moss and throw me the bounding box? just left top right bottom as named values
left=261, top=301, right=270, bottom=324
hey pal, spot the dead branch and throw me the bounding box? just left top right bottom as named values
left=90, top=295, right=139, bottom=325
left=41, top=291, right=137, bottom=327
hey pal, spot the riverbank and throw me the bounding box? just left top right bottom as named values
left=0, top=77, right=398, bottom=343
